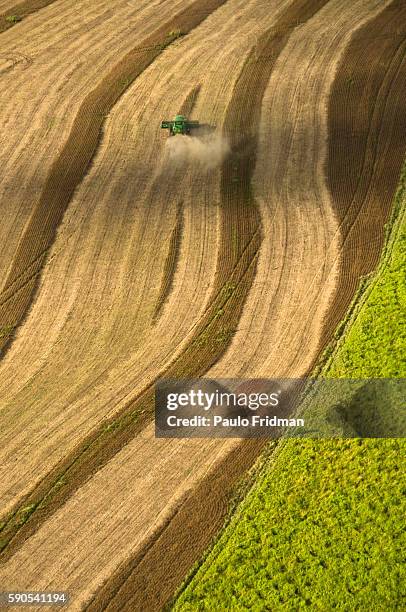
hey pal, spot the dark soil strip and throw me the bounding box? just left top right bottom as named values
left=323, top=0, right=406, bottom=338
left=179, top=83, right=202, bottom=117
left=0, top=1, right=227, bottom=354
left=153, top=200, right=184, bottom=321
left=0, top=0, right=58, bottom=33
left=85, top=3, right=339, bottom=611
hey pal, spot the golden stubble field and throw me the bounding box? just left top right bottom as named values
left=0, top=0, right=405, bottom=609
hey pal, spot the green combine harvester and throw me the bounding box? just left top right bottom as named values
left=161, top=114, right=200, bottom=136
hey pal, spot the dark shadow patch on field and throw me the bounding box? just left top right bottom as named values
left=323, top=0, right=406, bottom=340
left=328, top=382, right=405, bottom=438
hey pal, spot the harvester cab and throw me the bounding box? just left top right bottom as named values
left=161, top=114, right=200, bottom=136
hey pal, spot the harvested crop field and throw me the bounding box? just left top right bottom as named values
left=0, top=0, right=405, bottom=609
